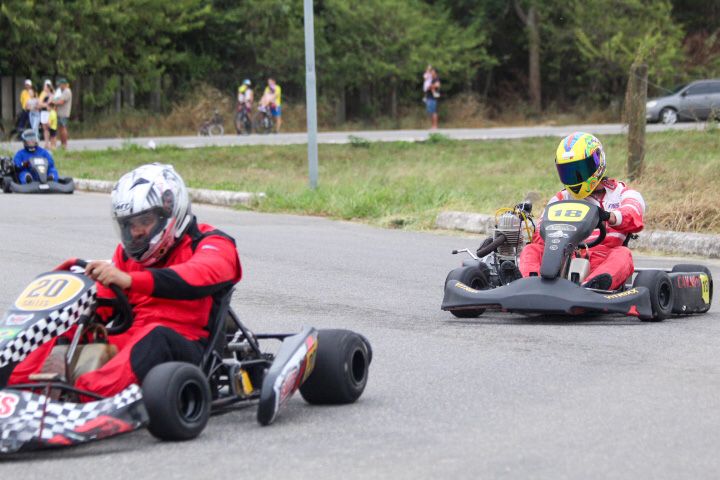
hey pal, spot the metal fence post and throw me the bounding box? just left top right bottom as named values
left=304, top=0, right=319, bottom=189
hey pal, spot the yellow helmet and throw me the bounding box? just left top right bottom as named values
left=555, top=132, right=606, bottom=199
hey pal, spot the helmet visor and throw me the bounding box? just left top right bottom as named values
left=556, top=153, right=599, bottom=186
left=116, top=208, right=168, bottom=260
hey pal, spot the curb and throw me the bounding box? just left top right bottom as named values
left=435, top=211, right=720, bottom=259
left=75, top=179, right=265, bottom=207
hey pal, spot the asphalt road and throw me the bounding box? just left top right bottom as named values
left=2, top=121, right=706, bottom=151
left=1, top=192, right=719, bottom=479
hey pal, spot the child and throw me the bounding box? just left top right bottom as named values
left=47, top=104, right=58, bottom=150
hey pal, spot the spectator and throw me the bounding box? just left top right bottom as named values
left=261, top=78, right=282, bottom=133
left=17, top=79, right=34, bottom=133
left=26, top=90, right=40, bottom=136
left=47, top=102, right=58, bottom=150
left=425, top=68, right=440, bottom=129
left=422, top=65, right=433, bottom=99
left=39, top=79, right=55, bottom=143
left=54, top=78, right=72, bottom=148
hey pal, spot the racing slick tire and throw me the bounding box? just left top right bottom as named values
left=671, top=264, right=713, bottom=313
left=2, top=176, right=12, bottom=193
left=300, top=329, right=371, bottom=405
left=633, top=270, right=674, bottom=321
left=445, top=264, right=490, bottom=318
left=142, top=362, right=211, bottom=441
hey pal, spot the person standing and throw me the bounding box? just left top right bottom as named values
left=17, top=79, right=34, bottom=133
left=26, top=90, right=40, bottom=136
left=54, top=78, right=72, bottom=148
left=39, top=79, right=55, bottom=143
left=425, top=68, right=441, bottom=129
left=262, top=78, right=282, bottom=133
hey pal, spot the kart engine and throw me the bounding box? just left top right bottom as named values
left=493, top=205, right=533, bottom=260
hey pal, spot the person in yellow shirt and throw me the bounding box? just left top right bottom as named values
left=261, top=78, right=282, bottom=133
left=17, top=79, right=34, bottom=132
left=46, top=104, right=58, bottom=150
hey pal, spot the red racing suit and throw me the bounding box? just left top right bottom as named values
left=518, top=179, right=645, bottom=290
left=8, top=218, right=242, bottom=398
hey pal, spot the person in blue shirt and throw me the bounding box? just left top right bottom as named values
left=13, top=129, right=59, bottom=184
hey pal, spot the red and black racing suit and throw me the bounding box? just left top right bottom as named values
left=518, top=179, right=645, bottom=290
left=8, top=218, right=242, bottom=398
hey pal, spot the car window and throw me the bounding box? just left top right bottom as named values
left=707, top=81, right=720, bottom=94
left=685, top=82, right=720, bottom=95
left=685, top=83, right=707, bottom=95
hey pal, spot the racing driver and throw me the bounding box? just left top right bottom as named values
left=518, top=132, right=646, bottom=291
left=13, top=129, right=60, bottom=184
left=6, top=163, right=242, bottom=398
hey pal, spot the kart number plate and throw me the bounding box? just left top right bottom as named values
left=14, top=273, right=86, bottom=311
left=39, top=184, right=49, bottom=190
left=701, top=274, right=711, bottom=304
left=547, top=203, right=590, bottom=222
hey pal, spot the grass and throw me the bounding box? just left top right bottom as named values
left=30, top=128, right=720, bottom=233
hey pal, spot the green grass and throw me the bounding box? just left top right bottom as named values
left=34, top=128, right=720, bottom=232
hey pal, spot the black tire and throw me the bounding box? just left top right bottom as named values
left=208, top=124, right=224, bottom=136
left=142, top=362, right=211, bottom=441
left=299, top=329, right=371, bottom=405
left=445, top=265, right=490, bottom=317
left=2, top=176, right=12, bottom=194
left=671, top=264, right=713, bottom=312
left=234, top=112, right=251, bottom=135
left=253, top=113, right=272, bottom=134
left=633, top=270, right=674, bottom=321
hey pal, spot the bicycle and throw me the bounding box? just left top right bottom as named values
left=234, top=104, right=252, bottom=135
left=198, top=110, right=224, bottom=136
left=253, top=106, right=274, bottom=135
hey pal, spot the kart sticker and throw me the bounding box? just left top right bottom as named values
left=14, top=274, right=85, bottom=312
left=605, top=288, right=639, bottom=299
left=700, top=274, right=710, bottom=304
left=0, top=328, right=21, bottom=340
left=548, top=231, right=568, bottom=239
left=454, top=281, right=480, bottom=293
left=0, top=392, right=19, bottom=419
left=547, top=203, right=591, bottom=222
left=546, top=224, right=577, bottom=232
left=549, top=245, right=558, bottom=250
left=3, top=313, right=34, bottom=326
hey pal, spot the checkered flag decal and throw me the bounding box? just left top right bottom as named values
left=0, top=384, right=145, bottom=453
left=0, top=286, right=97, bottom=369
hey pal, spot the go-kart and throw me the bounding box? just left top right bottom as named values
left=0, top=156, right=74, bottom=194
left=0, top=259, right=371, bottom=454
left=442, top=200, right=713, bottom=321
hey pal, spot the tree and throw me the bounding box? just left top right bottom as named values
left=513, top=0, right=542, bottom=112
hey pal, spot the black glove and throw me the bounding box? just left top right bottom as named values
left=598, top=207, right=611, bottom=222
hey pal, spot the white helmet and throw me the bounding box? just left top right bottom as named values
left=111, top=163, right=191, bottom=265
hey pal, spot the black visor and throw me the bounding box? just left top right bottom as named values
left=556, top=154, right=599, bottom=185
left=117, top=208, right=168, bottom=259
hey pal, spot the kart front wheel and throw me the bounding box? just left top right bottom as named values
left=446, top=265, right=490, bottom=318
left=634, top=270, right=674, bottom=321
left=300, top=329, right=371, bottom=405
left=142, top=362, right=211, bottom=441
left=671, top=264, right=713, bottom=313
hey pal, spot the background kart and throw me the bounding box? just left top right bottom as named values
left=0, top=259, right=371, bottom=454
left=442, top=200, right=713, bottom=321
left=0, top=156, right=74, bottom=194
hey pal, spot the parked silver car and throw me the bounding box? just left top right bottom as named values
left=646, top=79, right=720, bottom=124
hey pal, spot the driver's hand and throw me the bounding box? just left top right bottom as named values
left=85, top=260, right=132, bottom=289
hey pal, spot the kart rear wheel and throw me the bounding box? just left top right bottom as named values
left=299, top=329, right=371, bottom=405
left=142, top=362, right=211, bottom=441
left=2, top=176, right=12, bottom=193
left=634, top=270, right=674, bottom=321
left=446, top=265, right=490, bottom=317
left=671, top=264, right=713, bottom=313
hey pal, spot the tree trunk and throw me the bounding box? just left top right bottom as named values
left=335, top=87, right=346, bottom=124
left=150, top=76, right=162, bottom=112
left=514, top=1, right=542, bottom=113
left=390, top=78, right=398, bottom=120
left=625, top=63, right=648, bottom=181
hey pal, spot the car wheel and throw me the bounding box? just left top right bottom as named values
left=445, top=265, right=490, bottom=318
left=660, top=107, right=678, bottom=125
left=142, top=362, right=211, bottom=441
left=634, top=270, right=674, bottom=321
left=299, top=329, right=371, bottom=405
left=671, top=264, right=713, bottom=313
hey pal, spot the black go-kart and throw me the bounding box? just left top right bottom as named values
left=442, top=199, right=713, bottom=321
left=0, top=156, right=74, bottom=194
left=0, top=259, right=371, bottom=454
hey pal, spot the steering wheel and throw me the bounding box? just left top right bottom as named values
left=61, top=259, right=134, bottom=335
left=578, top=207, right=608, bottom=249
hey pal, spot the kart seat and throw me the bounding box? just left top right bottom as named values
left=201, top=287, right=235, bottom=374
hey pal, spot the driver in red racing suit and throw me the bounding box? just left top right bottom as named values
left=8, top=163, right=241, bottom=398
left=518, top=132, right=645, bottom=291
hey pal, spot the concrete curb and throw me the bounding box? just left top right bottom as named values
left=75, top=179, right=265, bottom=207
left=435, top=210, right=720, bottom=259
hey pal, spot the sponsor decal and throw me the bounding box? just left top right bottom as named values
left=0, top=392, right=20, bottom=418
left=701, top=274, right=710, bottom=304
left=675, top=274, right=701, bottom=289
left=4, top=313, right=34, bottom=326
left=279, top=367, right=300, bottom=405
left=606, top=203, right=620, bottom=209
left=546, top=224, right=578, bottom=232
left=302, top=337, right=318, bottom=383
left=548, top=230, right=568, bottom=239
left=547, top=203, right=591, bottom=222
left=454, top=281, right=479, bottom=293
left=605, top=288, right=639, bottom=299
left=0, top=328, right=21, bottom=340
left=14, top=273, right=85, bottom=312
left=551, top=239, right=561, bottom=244
left=549, top=245, right=559, bottom=250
